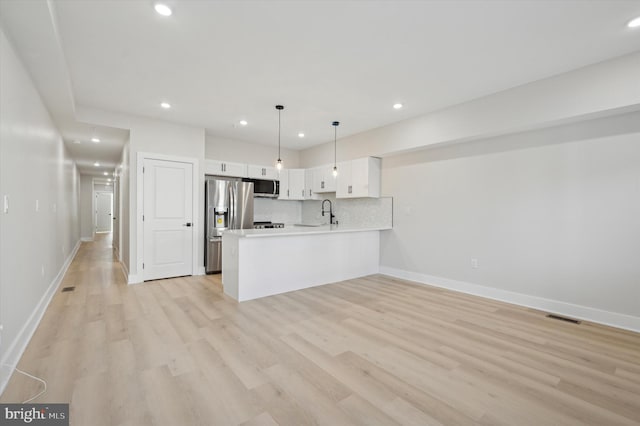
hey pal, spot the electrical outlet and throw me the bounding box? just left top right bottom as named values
left=471, top=258, right=479, bottom=268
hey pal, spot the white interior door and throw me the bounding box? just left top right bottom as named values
left=143, top=159, right=193, bottom=281
left=95, top=192, right=113, bottom=233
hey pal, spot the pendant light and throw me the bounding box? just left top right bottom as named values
left=275, top=105, right=284, bottom=170
left=332, top=121, right=340, bottom=177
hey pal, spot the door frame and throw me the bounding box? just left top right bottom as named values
left=95, top=191, right=113, bottom=233
left=91, top=177, right=114, bottom=240
left=136, top=152, right=200, bottom=283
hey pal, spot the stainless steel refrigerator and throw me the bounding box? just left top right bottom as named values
left=205, top=177, right=254, bottom=273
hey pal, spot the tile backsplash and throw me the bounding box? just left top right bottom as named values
left=254, top=195, right=393, bottom=228
left=301, top=195, right=393, bottom=228
left=254, top=198, right=301, bottom=225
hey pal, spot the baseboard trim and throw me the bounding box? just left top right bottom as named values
left=0, top=240, right=82, bottom=394
left=80, top=237, right=93, bottom=242
left=195, top=266, right=206, bottom=276
left=379, top=266, right=640, bottom=333
left=127, top=273, right=143, bottom=285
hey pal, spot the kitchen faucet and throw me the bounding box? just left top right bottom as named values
left=321, top=199, right=337, bottom=225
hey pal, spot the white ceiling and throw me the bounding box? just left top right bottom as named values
left=2, top=0, right=640, bottom=174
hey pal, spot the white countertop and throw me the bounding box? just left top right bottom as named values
left=224, top=224, right=392, bottom=238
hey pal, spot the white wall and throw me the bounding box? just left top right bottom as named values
left=0, top=27, right=80, bottom=391
left=112, top=175, right=120, bottom=258
left=379, top=112, right=640, bottom=330
left=118, top=138, right=131, bottom=273
left=206, top=134, right=300, bottom=168
left=79, top=176, right=93, bottom=240
left=94, top=184, right=113, bottom=192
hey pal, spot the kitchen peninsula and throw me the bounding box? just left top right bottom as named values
left=222, top=224, right=391, bottom=301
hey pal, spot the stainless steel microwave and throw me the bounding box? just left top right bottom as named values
left=242, top=178, right=279, bottom=198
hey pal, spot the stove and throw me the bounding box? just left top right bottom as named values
left=253, top=221, right=285, bottom=229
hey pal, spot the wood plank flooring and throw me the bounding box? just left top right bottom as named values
left=2, top=234, right=639, bottom=425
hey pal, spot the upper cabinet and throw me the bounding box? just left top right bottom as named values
left=205, top=160, right=247, bottom=178
left=312, top=165, right=337, bottom=193
left=305, top=169, right=317, bottom=199
left=247, top=165, right=278, bottom=180
left=205, top=157, right=381, bottom=199
left=336, top=157, right=381, bottom=198
left=278, top=169, right=306, bottom=200
left=288, top=169, right=307, bottom=200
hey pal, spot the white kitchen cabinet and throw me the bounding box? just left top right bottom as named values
left=312, top=165, right=337, bottom=193
left=304, top=169, right=317, bottom=199
left=278, top=169, right=306, bottom=200
left=288, top=169, right=306, bottom=200
left=247, top=164, right=278, bottom=180
left=278, top=170, right=289, bottom=200
left=336, top=157, right=381, bottom=198
left=205, top=159, right=247, bottom=177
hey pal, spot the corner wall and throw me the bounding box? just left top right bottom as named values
left=0, top=27, right=81, bottom=392
left=75, top=107, right=206, bottom=283
left=380, top=112, right=640, bottom=330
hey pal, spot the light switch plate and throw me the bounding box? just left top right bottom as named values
left=3, top=195, right=8, bottom=214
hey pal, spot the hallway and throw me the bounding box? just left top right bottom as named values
left=2, top=234, right=640, bottom=425
left=0, top=234, right=228, bottom=424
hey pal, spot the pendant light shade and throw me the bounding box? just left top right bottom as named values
left=275, top=105, right=284, bottom=170
left=332, top=121, right=339, bottom=177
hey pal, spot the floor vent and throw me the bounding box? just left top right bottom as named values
left=546, top=314, right=581, bottom=324
left=61, top=286, right=76, bottom=292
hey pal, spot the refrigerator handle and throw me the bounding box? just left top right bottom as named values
left=229, top=184, right=235, bottom=229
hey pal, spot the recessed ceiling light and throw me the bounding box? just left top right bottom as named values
left=239, top=120, right=248, bottom=126
left=154, top=3, right=172, bottom=16
left=94, top=162, right=100, bottom=167
left=160, top=102, right=171, bottom=109
left=103, top=172, right=108, bottom=176
left=393, top=103, right=403, bottom=110
left=628, top=16, right=640, bottom=28
left=298, top=132, right=305, bottom=138
left=107, top=179, right=112, bottom=182
left=91, top=137, right=100, bottom=143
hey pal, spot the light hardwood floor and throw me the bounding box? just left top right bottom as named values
left=2, top=234, right=639, bottom=425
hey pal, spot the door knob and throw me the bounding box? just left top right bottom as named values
left=184, top=222, right=192, bottom=227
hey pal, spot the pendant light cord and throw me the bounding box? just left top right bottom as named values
left=334, top=125, right=337, bottom=167
left=275, top=105, right=284, bottom=168
left=332, top=121, right=339, bottom=173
